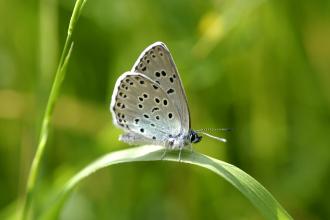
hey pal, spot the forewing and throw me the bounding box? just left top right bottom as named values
left=131, top=42, right=190, bottom=133
left=110, top=72, right=182, bottom=144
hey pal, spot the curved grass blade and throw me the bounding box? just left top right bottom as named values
left=45, top=145, right=293, bottom=220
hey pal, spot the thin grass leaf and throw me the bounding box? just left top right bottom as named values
left=22, top=0, right=87, bottom=219
left=45, top=145, right=293, bottom=220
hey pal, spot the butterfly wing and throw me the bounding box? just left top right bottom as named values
left=131, top=42, right=190, bottom=134
left=110, top=72, right=182, bottom=145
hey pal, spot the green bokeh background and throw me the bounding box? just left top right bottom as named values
left=1, top=0, right=329, bottom=219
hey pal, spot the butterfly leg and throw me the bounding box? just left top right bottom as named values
left=178, top=147, right=183, bottom=162
left=161, top=147, right=167, bottom=160
left=189, top=143, right=194, bottom=153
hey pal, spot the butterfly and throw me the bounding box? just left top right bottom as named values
left=110, top=42, right=226, bottom=159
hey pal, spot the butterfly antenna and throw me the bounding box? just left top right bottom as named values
left=195, top=128, right=232, bottom=143
left=195, top=128, right=232, bottom=132
left=197, top=131, right=227, bottom=143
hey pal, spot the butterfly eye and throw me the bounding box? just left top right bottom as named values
left=190, top=131, right=202, bottom=143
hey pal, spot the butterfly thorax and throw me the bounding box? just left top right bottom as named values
left=165, top=130, right=202, bottom=150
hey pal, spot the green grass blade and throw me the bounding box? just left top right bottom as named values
left=22, top=0, right=87, bottom=219
left=46, top=145, right=293, bottom=220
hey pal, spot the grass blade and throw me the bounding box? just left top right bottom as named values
left=22, top=0, right=87, bottom=219
left=46, top=145, right=293, bottom=220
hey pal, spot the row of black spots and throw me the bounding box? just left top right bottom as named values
left=125, top=78, right=134, bottom=86
left=151, top=98, right=169, bottom=107
left=155, top=115, right=160, bottom=120
left=154, top=70, right=167, bottom=78
left=143, top=114, right=149, bottom=119
left=120, top=83, right=128, bottom=90
left=168, top=113, right=173, bottom=119
left=152, top=84, right=159, bottom=90
left=156, top=46, right=164, bottom=56
left=169, top=76, right=174, bottom=83
left=142, top=55, right=150, bottom=64
left=140, top=128, right=144, bottom=133
left=138, top=62, right=147, bottom=72
left=116, top=102, right=126, bottom=109
left=138, top=104, right=143, bottom=109
left=135, top=118, right=140, bottom=124
left=118, top=92, right=127, bottom=98
left=149, top=49, right=156, bottom=58
left=138, top=93, right=149, bottom=102
left=118, top=118, right=127, bottom=124
left=133, top=76, right=145, bottom=85
left=167, top=88, right=174, bottom=94
left=117, top=112, right=126, bottom=119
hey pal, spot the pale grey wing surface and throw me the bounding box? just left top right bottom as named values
left=131, top=42, right=190, bottom=134
left=110, top=72, right=182, bottom=145
left=119, top=132, right=156, bottom=146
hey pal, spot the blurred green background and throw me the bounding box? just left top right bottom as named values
left=1, top=0, right=330, bottom=219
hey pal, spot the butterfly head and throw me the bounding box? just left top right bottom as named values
left=189, top=130, right=202, bottom=144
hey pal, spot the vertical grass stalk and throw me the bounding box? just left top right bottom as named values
left=22, top=0, right=87, bottom=219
